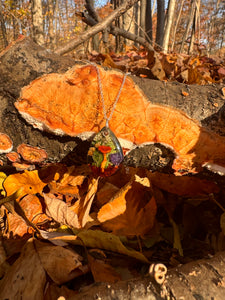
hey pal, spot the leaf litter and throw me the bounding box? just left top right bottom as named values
left=0, top=158, right=224, bottom=298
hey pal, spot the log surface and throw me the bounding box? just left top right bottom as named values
left=0, top=37, right=224, bottom=168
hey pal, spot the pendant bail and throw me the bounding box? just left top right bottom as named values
left=105, top=119, right=109, bottom=128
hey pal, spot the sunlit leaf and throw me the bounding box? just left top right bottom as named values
left=98, top=177, right=157, bottom=237
left=78, top=177, right=99, bottom=227
left=0, top=172, right=7, bottom=196
left=43, top=193, right=80, bottom=229
left=7, top=194, right=50, bottom=237
left=98, top=181, right=132, bottom=223
left=3, top=170, right=47, bottom=196
left=46, top=230, right=149, bottom=263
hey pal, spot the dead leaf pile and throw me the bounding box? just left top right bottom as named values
left=0, top=160, right=224, bottom=298
left=88, top=47, right=225, bottom=84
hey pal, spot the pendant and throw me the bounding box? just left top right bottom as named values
left=87, top=126, right=124, bottom=177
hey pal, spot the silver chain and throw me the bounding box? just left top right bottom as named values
left=89, top=62, right=130, bottom=128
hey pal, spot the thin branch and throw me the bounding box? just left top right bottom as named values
left=76, top=10, right=155, bottom=52
left=55, top=0, right=141, bottom=55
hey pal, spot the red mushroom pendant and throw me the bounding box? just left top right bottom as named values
left=87, top=126, right=124, bottom=177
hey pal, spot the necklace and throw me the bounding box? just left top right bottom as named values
left=87, top=64, right=129, bottom=177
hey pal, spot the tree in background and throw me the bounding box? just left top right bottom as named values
left=0, top=0, right=224, bottom=56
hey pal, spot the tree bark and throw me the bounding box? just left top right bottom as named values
left=170, top=0, right=183, bottom=52
left=31, top=0, right=44, bottom=45
left=55, top=0, right=140, bottom=55
left=162, top=0, right=176, bottom=53
left=73, top=251, right=225, bottom=299
left=145, top=0, right=153, bottom=42
left=0, top=1, right=8, bottom=51
left=179, top=0, right=196, bottom=53
left=155, top=0, right=165, bottom=48
left=140, top=0, right=147, bottom=38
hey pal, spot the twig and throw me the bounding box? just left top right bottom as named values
left=55, top=0, right=142, bottom=55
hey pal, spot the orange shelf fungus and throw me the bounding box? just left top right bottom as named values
left=6, top=152, right=21, bottom=163
left=15, top=64, right=225, bottom=175
left=17, top=144, right=48, bottom=164
left=0, top=133, right=13, bottom=154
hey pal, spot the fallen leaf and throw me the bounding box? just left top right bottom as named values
left=97, top=180, right=132, bottom=223
left=7, top=195, right=50, bottom=237
left=43, top=193, right=80, bottom=229
left=0, top=172, right=7, bottom=196
left=77, top=177, right=99, bottom=227
left=3, top=170, right=47, bottom=196
left=147, top=171, right=219, bottom=196
left=96, top=182, right=120, bottom=207
left=88, top=252, right=121, bottom=283
left=35, top=239, right=83, bottom=284
left=99, top=177, right=157, bottom=237
left=47, top=230, right=149, bottom=262
left=0, top=239, right=46, bottom=299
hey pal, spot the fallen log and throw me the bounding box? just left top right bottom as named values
left=0, top=36, right=224, bottom=173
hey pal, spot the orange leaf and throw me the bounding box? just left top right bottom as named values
left=88, top=253, right=121, bottom=283
left=147, top=171, right=219, bottom=196
left=7, top=195, right=50, bottom=237
left=97, top=181, right=132, bottom=223
left=3, top=170, right=47, bottom=196
left=98, top=176, right=157, bottom=236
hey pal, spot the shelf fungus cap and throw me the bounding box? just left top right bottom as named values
left=17, top=144, right=48, bottom=164
left=0, top=133, right=13, bottom=154
left=6, top=152, right=21, bottom=163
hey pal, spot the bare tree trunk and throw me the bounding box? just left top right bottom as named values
left=145, top=0, right=152, bottom=42
left=56, top=0, right=140, bottom=56
left=48, top=0, right=54, bottom=48
left=31, top=0, right=44, bottom=45
left=54, top=0, right=59, bottom=47
left=155, top=0, right=165, bottom=48
left=134, top=2, right=139, bottom=46
left=162, top=0, right=176, bottom=53
left=188, top=0, right=200, bottom=54
left=140, top=0, right=147, bottom=38
left=0, top=2, right=8, bottom=51
left=179, top=0, right=196, bottom=53
left=170, top=0, right=183, bottom=51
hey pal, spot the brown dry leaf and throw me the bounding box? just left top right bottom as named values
left=147, top=171, right=219, bottom=196
left=88, top=253, right=121, bottom=283
left=7, top=194, right=50, bottom=237
left=77, top=176, right=99, bottom=228
left=3, top=169, right=47, bottom=197
left=99, top=176, right=157, bottom=236
left=102, top=53, right=126, bottom=71
left=96, top=182, right=120, bottom=207
left=0, top=239, right=46, bottom=300
left=43, top=193, right=80, bottom=229
left=35, top=239, right=83, bottom=284
left=98, top=180, right=132, bottom=223
left=221, top=87, right=225, bottom=97
left=147, top=50, right=165, bottom=80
